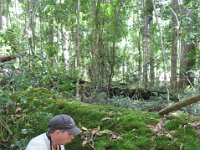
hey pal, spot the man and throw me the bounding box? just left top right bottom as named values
left=26, top=114, right=82, bottom=150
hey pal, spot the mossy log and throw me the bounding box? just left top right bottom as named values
left=1, top=88, right=200, bottom=150
left=159, top=94, right=200, bottom=115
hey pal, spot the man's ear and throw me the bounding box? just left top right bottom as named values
left=54, top=130, right=61, bottom=135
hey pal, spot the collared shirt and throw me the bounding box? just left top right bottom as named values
left=26, top=133, right=65, bottom=150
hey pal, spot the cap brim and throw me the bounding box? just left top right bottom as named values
left=67, top=127, right=82, bottom=136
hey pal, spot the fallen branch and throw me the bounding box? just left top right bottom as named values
left=159, top=94, right=200, bottom=115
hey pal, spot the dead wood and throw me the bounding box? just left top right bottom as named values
left=0, top=55, right=16, bottom=63
left=159, top=94, right=200, bottom=115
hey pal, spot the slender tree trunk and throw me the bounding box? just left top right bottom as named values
left=107, top=40, right=115, bottom=98
left=170, top=0, right=179, bottom=89
left=38, top=6, right=43, bottom=52
left=137, top=28, right=142, bottom=82
left=142, top=0, right=149, bottom=88
left=65, top=31, right=71, bottom=71
left=122, top=37, right=127, bottom=82
left=62, top=28, right=71, bottom=72
left=197, top=46, right=200, bottom=83
left=179, top=41, right=187, bottom=87
left=98, top=29, right=104, bottom=87
left=90, top=0, right=98, bottom=83
left=49, top=17, right=55, bottom=66
left=5, top=0, right=11, bottom=27
left=148, top=2, right=154, bottom=85
left=75, top=0, right=81, bottom=100
left=0, top=0, right=3, bottom=30
left=28, top=0, right=35, bottom=56
left=142, top=0, right=153, bottom=88
left=97, top=2, right=106, bottom=88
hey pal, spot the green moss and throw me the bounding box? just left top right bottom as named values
left=173, top=125, right=200, bottom=149
left=164, top=118, right=187, bottom=130
left=1, top=88, right=200, bottom=150
left=153, top=135, right=179, bottom=150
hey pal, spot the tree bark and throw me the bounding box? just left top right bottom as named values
left=75, top=0, right=81, bottom=100
left=170, top=0, right=178, bottom=89
left=159, top=94, right=200, bottom=115
left=148, top=5, right=154, bottom=85
left=137, top=28, right=142, bottom=82
left=28, top=0, right=35, bottom=55
left=142, top=0, right=149, bottom=88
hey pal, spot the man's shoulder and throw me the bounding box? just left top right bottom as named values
left=26, top=133, right=49, bottom=150
left=30, top=133, right=47, bottom=142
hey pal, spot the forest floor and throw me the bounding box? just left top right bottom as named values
left=0, top=88, right=200, bottom=150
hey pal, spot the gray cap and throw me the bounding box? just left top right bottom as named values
left=48, top=114, right=82, bottom=136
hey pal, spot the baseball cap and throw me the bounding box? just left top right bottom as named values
left=48, top=114, right=82, bottom=136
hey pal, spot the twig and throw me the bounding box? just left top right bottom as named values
left=0, top=118, right=17, bottom=142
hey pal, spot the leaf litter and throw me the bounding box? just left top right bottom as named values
left=81, top=126, right=122, bottom=150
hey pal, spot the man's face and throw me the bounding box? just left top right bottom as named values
left=57, top=130, right=74, bottom=145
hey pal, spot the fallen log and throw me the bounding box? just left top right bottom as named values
left=0, top=56, right=16, bottom=63
left=159, top=93, right=200, bottom=115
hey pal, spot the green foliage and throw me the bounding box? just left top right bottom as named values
left=2, top=53, right=76, bottom=98
left=44, top=42, right=59, bottom=58
left=0, top=24, right=22, bottom=53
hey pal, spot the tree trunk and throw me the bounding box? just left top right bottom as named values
left=28, top=0, right=35, bottom=56
left=0, top=0, right=3, bottom=30
left=148, top=3, right=154, bottom=85
left=75, top=0, right=81, bottom=100
left=159, top=94, right=200, bottom=115
left=142, top=0, right=149, bottom=88
left=137, top=28, right=142, bottom=82
left=179, top=41, right=187, bottom=88
left=63, top=30, right=71, bottom=71
left=122, top=37, right=127, bottom=82
left=90, top=0, right=99, bottom=84
left=170, top=0, right=179, bottom=89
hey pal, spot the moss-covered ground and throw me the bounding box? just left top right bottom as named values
left=0, top=88, right=200, bottom=150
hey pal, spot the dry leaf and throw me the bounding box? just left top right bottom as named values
left=101, top=117, right=112, bottom=121
left=82, top=126, right=88, bottom=131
